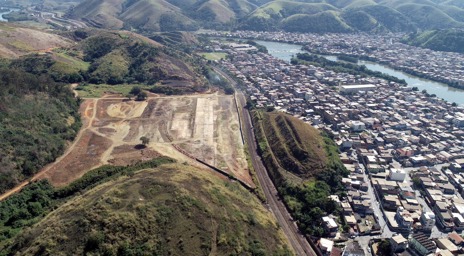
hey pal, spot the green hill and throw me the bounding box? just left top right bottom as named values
left=69, top=0, right=197, bottom=31
left=252, top=110, right=348, bottom=236
left=403, top=29, right=464, bottom=53
left=69, top=0, right=260, bottom=31
left=66, top=0, right=464, bottom=32
left=239, top=1, right=338, bottom=31
left=281, top=11, right=352, bottom=33
left=4, top=161, right=292, bottom=255
left=344, top=5, right=416, bottom=32
left=395, top=3, right=463, bottom=29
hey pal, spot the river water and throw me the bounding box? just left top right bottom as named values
left=0, top=7, right=18, bottom=21
left=254, top=40, right=464, bottom=105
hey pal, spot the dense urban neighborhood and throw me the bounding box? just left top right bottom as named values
left=203, top=31, right=464, bottom=256
left=212, top=31, right=464, bottom=90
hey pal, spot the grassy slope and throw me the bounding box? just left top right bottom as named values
left=395, top=3, right=463, bottom=29
left=255, top=111, right=328, bottom=181
left=281, top=10, right=352, bottom=33
left=403, top=29, right=464, bottom=53
left=343, top=0, right=377, bottom=9
left=0, top=23, right=72, bottom=58
left=7, top=163, right=292, bottom=255
left=252, top=110, right=347, bottom=236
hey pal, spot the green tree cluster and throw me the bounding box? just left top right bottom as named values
left=292, top=53, right=407, bottom=84
left=0, top=68, right=81, bottom=193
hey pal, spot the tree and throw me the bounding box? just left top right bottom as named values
left=412, top=86, right=419, bottom=91
left=130, top=86, right=142, bottom=96
left=421, top=89, right=427, bottom=94
left=377, top=240, right=392, bottom=256
left=452, top=102, right=458, bottom=107
left=412, top=177, right=421, bottom=188
left=135, top=91, right=147, bottom=101
left=140, top=136, right=150, bottom=146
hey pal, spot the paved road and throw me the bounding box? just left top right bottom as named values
left=213, top=66, right=316, bottom=256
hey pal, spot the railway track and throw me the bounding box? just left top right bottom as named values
left=212, top=66, right=317, bottom=256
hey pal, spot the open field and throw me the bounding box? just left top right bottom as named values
left=37, top=93, right=252, bottom=187
left=199, top=52, right=228, bottom=61
left=75, top=84, right=144, bottom=98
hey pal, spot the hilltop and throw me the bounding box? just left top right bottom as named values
left=4, top=162, right=292, bottom=255
left=68, top=0, right=259, bottom=32
left=240, top=0, right=464, bottom=32
left=403, top=29, right=464, bottom=53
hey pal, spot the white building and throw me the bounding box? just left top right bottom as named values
left=421, top=211, right=436, bottom=231
left=318, top=238, right=334, bottom=255
left=340, top=84, right=376, bottom=94
left=389, top=168, right=406, bottom=182
left=350, top=121, right=366, bottom=132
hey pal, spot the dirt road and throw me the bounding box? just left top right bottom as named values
left=0, top=99, right=99, bottom=201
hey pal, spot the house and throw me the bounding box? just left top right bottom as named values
left=448, top=232, right=464, bottom=246
left=409, top=232, right=437, bottom=256
left=435, top=238, right=458, bottom=253
left=319, top=238, right=334, bottom=256
left=391, top=234, right=408, bottom=253
left=389, top=168, right=406, bottom=182
left=322, top=216, right=338, bottom=237
left=420, top=211, right=435, bottom=231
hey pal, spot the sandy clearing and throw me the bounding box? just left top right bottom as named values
left=9, top=94, right=252, bottom=189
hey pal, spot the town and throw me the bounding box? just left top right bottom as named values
left=209, top=31, right=464, bottom=90
left=202, top=32, right=464, bottom=256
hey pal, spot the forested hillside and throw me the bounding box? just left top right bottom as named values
left=0, top=67, right=81, bottom=193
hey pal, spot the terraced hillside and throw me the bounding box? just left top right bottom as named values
left=3, top=161, right=292, bottom=255
left=252, top=110, right=348, bottom=236
left=258, top=111, right=328, bottom=180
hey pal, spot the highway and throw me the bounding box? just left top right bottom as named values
left=213, top=66, right=317, bottom=256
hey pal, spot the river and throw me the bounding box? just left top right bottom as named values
left=254, top=40, right=464, bottom=105
left=0, top=7, right=19, bottom=22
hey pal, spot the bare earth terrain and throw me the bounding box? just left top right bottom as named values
left=37, top=94, right=252, bottom=187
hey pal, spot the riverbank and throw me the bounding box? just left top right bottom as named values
left=254, top=40, right=464, bottom=106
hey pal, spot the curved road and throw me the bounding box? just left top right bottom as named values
left=213, top=67, right=317, bottom=256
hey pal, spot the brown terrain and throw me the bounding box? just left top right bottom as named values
left=34, top=93, right=251, bottom=187
left=0, top=23, right=72, bottom=58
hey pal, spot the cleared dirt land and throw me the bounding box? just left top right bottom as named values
left=38, top=94, right=252, bottom=187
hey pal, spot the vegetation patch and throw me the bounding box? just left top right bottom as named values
left=1, top=159, right=292, bottom=255
left=0, top=67, right=81, bottom=194
left=199, top=52, right=228, bottom=61
left=292, top=52, right=407, bottom=85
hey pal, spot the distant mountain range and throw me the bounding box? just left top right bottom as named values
left=66, top=0, right=464, bottom=33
